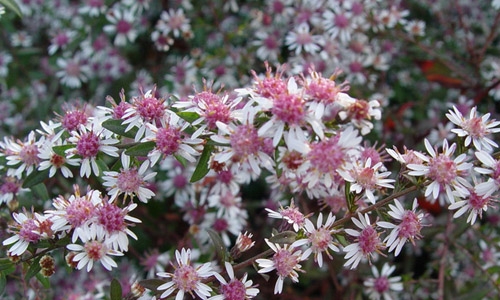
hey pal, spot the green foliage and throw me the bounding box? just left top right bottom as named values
left=0, top=0, right=22, bottom=17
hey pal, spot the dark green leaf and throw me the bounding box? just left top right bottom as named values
left=52, top=144, right=75, bottom=156
left=35, top=273, right=50, bottom=288
left=22, top=169, right=50, bottom=189
left=25, top=258, right=41, bottom=281
left=30, top=183, right=50, bottom=201
left=102, top=119, right=137, bottom=139
left=0, top=259, right=15, bottom=273
left=269, top=231, right=297, bottom=245
left=176, top=111, right=201, bottom=123
left=0, top=0, right=22, bottom=17
left=190, top=144, right=213, bottom=183
left=0, top=272, right=6, bottom=295
left=110, top=278, right=123, bottom=300
left=125, top=141, right=155, bottom=157
left=139, top=279, right=165, bottom=292
left=206, top=228, right=228, bottom=262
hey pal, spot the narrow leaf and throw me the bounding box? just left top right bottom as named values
left=52, top=144, right=75, bottom=156
left=102, top=119, right=137, bottom=139
left=25, top=259, right=41, bottom=281
left=110, top=278, right=123, bottom=300
left=35, top=273, right=50, bottom=288
left=269, top=231, right=297, bottom=245
left=176, top=111, right=201, bottom=123
left=125, top=141, right=155, bottom=157
left=30, top=183, right=50, bottom=201
left=0, top=272, right=6, bottom=295
left=206, top=228, right=228, bottom=262
left=190, top=144, right=214, bottom=183
left=0, top=0, right=22, bottom=17
left=22, top=169, right=50, bottom=188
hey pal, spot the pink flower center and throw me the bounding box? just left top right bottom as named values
left=55, top=33, right=70, bottom=46
left=62, top=110, right=88, bottom=132
left=220, top=191, right=238, bottom=209
left=255, top=77, right=287, bottom=99
left=173, top=264, right=200, bottom=292
left=230, top=125, right=261, bottom=161
left=358, top=226, right=380, bottom=254
left=305, top=78, right=339, bottom=104
left=88, top=0, right=104, bottom=7
left=334, top=14, right=349, bottom=28
left=65, top=61, right=81, bottom=77
left=66, top=198, right=97, bottom=227
left=156, top=126, right=181, bottom=156
left=213, top=218, right=229, bottom=232
left=282, top=151, right=304, bottom=170
left=97, top=202, right=125, bottom=233
left=356, top=167, right=376, bottom=189
left=117, top=168, right=141, bottom=193
left=19, top=144, right=40, bottom=166
left=173, top=174, right=188, bottom=189
left=468, top=191, right=490, bottom=211
left=398, top=211, right=421, bottom=239
left=136, top=97, right=165, bottom=123
left=295, top=32, right=312, bottom=46
left=308, top=137, right=345, bottom=174
left=196, top=92, right=231, bottom=130
left=493, top=161, right=500, bottom=185
left=272, top=93, right=305, bottom=125
left=273, top=248, right=298, bottom=277
left=221, top=279, right=246, bottom=299
left=76, top=132, right=100, bottom=158
left=309, top=227, right=332, bottom=252
left=272, top=0, right=285, bottom=14
left=463, top=117, right=486, bottom=138
left=113, top=102, right=131, bottom=119
left=84, top=240, right=105, bottom=260
left=1, top=181, right=19, bottom=194
left=264, top=36, right=279, bottom=50
left=116, top=19, right=132, bottom=34
left=281, top=207, right=305, bottom=228
left=19, top=218, right=40, bottom=243
left=361, top=147, right=382, bottom=165
left=373, top=276, right=390, bottom=293
left=168, top=14, right=185, bottom=30
left=428, top=154, right=457, bottom=185
left=217, top=170, right=233, bottom=184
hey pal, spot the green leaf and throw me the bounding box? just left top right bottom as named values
left=139, top=279, right=165, bottom=292
left=52, top=144, right=75, bottom=156
left=25, top=258, right=41, bottom=281
left=110, top=278, right=123, bottom=300
left=102, top=119, right=137, bottom=139
left=35, top=273, right=50, bottom=289
left=206, top=228, right=228, bottom=262
left=0, top=259, right=15, bottom=274
left=190, top=144, right=214, bottom=183
left=0, top=0, right=22, bottom=17
left=176, top=111, right=201, bottom=123
left=0, top=272, right=6, bottom=295
left=125, top=141, right=155, bottom=157
left=30, top=183, right=50, bottom=201
left=22, top=169, right=50, bottom=189
left=269, top=231, right=297, bottom=245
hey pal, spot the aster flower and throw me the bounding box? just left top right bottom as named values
left=156, top=8, right=193, bottom=39
left=377, top=199, right=425, bottom=256
left=285, top=23, right=323, bottom=55
left=344, top=212, right=385, bottom=269
left=0, top=176, right=23, bottom=205
left=265, top=200, right=307, bottom=232
left=37, top=131, right=80, bottom=178
left=475, top=150, right=500, bottom=196
left=338, top=96, right=382, bottom=135
left=364, top=263, right=403, bottom=300
left=407, top=139, right=472, bottom=204
left=156, top=248, right=213, bottom=300
left=339, top=158, right=394, bottom=204
left=3, top=131, right=41, bottom=179
left=48, top=30, right=76, bottom=55
left=66, top=125, right=119, bottom=178
left=256, top=239, right=310, bottom=294
left=103, top=7, right=138, bottom=46
left=252, top=30, right=282, bottom=62
left=449, top=183, right=496, bottom=225
left=210, top=261, right=259, bottom=300
left=102, top=153, right=156, bottom=203
left=446, top=105, right=500, bottom=151
left=300, top=212, right=340, bottom=267
left=78, top=0, right=107, bottom=17
left=143, top=112, right=203, bottom=166
left=56, top=52, right=91, bottom=88
left=66, top=224, right=124, bottom=272
left=140, top=248, right=171, bottom=279
left=386, top=145, right=425, bottom=166
left=3, top=209, right=43, bottom=256
left=211, top=107, right=274, bottom=183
